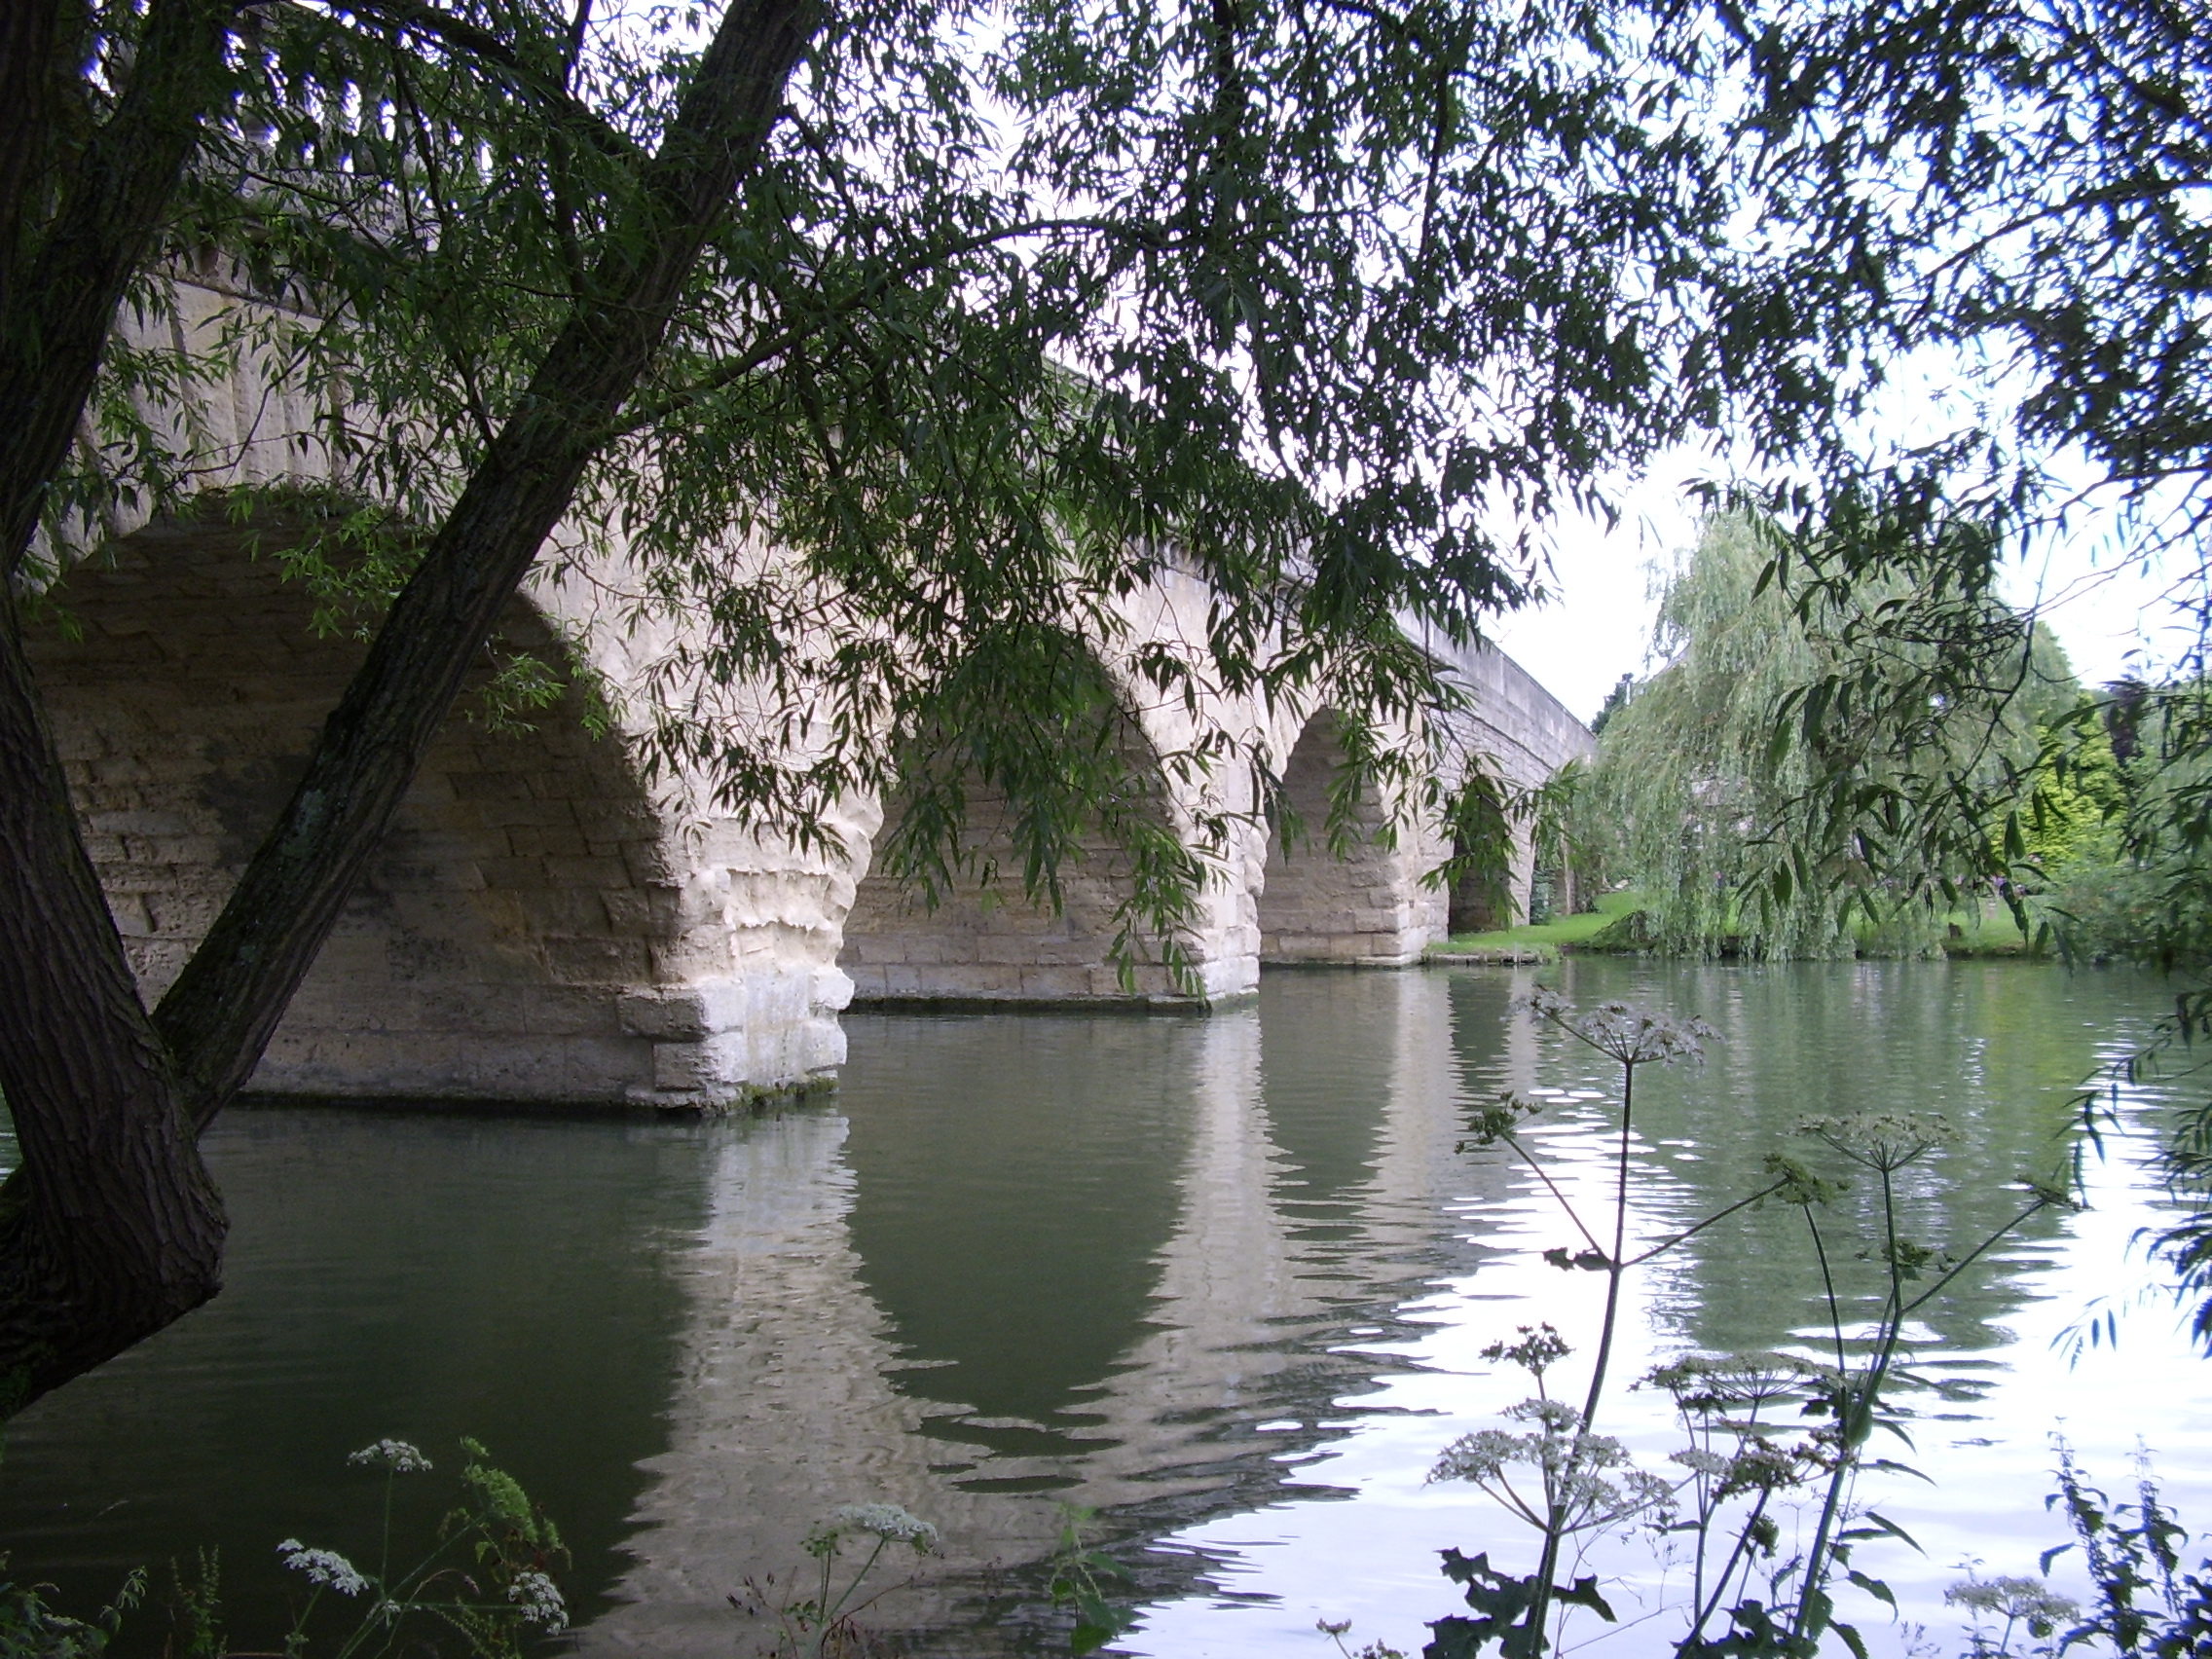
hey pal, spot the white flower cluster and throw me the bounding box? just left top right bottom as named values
left=1430, top=1426, right=1525, bottom=1483
left=830, top=1503, right=940, bottom=1550
left=277, top=1540, right=368, bottom=1597
left=1518, top=988, right=1715, bottom=1067
left=1946, top=1574, right=2078, bottom=1635
left=347, top=1439, right=433, bottom=1474
left=1798, top=1110, right=1959, bottom=1171
left=1429, top=1399, right=1674, bottom=1534
left=505, top=1570, right=569, bottom=1631
left=1667, top=1435, right=1808, bottom=1495
left=1670, top=1446, right=1730, bottom=1477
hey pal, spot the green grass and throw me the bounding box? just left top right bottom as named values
left=1432, top=890, right=1646, bottom=958
left=1934, top=908, right=2050, bottom=958
left=1435, top=892, right=2052, bottom=961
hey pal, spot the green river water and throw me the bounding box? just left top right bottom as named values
left=0, top=960, right=2204, bottom=1656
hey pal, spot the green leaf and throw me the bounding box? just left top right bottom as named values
left=1845, top=1570, right=1897, bottom=1612
left=1555, top=1577, right=1616, bottom=1622
left=1857, top=1512, right=1924, bottom=1554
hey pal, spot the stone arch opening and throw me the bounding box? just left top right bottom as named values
left=1255, top=709, right=1444, bottom=965
left=838, top=682, right=1210, bottom=1004
left=27, top=510, right=679, bottom=1103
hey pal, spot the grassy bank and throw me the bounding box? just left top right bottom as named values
left=1430, top=890, right=1646, bottom=960
left=1934, top=909, right=2049, bottom=958
left=1433, top=893, right=2054, bottom=963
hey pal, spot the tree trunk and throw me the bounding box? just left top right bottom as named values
left=0, top=0, right=817, bottom=1414
left=0, top=595, right=226, bottom=1416
left=0, top=0, right=240, bottom=1419
left=0, top=0, right=236, bottom=578
left=0, top=0, right=60, bottom=329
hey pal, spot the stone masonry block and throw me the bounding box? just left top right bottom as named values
left=542, top=855, right=632, bottom=890
left=542, top=935, right=649, bottom=983
left=475, top=856, right=548, bottom=889
left=508, top=824, right=588, bottom=858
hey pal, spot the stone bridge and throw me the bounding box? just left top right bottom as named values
left=28, top=279, right=1590, bottom=1108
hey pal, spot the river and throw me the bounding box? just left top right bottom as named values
left=1, top=960, right=2206, bottom=1657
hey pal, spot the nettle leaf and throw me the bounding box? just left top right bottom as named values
left=1844, top=1569, right=1897, bottom=1612
left=1555, top=1577, right=1617, bottom=1621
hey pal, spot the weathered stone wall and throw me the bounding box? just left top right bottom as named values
left=839, top=705, right=1259, bottom=1005
left=30, top=515, right=674, bottom=1100
left=1430, top=631, right=1592, bottom=933
left=30, top=512, right=856, bottom=1104
left=841, top=800, right=1190, bottom=1005
left=837, top=567, right=1271, bottom=1007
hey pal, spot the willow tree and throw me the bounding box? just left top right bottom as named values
left=1588, top=516, right=2077, bottom=957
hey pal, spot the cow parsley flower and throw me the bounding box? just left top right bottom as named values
left=1518, top=989, right=1715, bottom=1067
left=277, top=1540, right=368, bottom=1597
left=347, top=1439, right=433, bottom=1474
left=1947, top=1574, right=2078, bottom=1638
left=1428, top=1400, right=1670, bottom=1535
left=506, top=1570, right=569, bottom=1631
left=830, top=1503, right=939, bottom=1550
left=1430, top=1428, right=1522, bottom=1484
left=1798, top=1111, right=1959, bottom=1171
left=1670, top=1446, right=1730, bottom=1477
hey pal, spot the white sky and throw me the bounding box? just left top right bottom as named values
left=1489, top=457, right=2197, bottom=725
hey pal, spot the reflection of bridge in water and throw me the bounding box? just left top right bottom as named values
left=579, top=969, right=1544, bottom=1655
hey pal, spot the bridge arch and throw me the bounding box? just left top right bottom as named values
left=836, top=653, right=1259, bottom=1006
left=1252, top=707, right=1452, bottom=967
left=28, top=508, right=710, bottom=1103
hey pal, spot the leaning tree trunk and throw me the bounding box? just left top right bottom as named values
left=0, top=601, right=227, bottom=1417
left=0, top=0, right=817, bottom=1415
left=0, top=0, right=237, bottom=578
left=0, top=0, right=257, bottom=1417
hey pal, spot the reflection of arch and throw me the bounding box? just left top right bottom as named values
left=838, top=666, right=1208, bottom=1004
left=1255, top=709, right=1448, bottom=966
left=577, top=971, right=1529, bottom=1655
left=28, top=511, right=678, bottom=1101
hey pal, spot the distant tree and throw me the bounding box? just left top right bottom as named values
left=1588, top=516, right=2076, bottom=957
left=1588, top=675, right=1636, bottom=739
left=1722, top=0, right=2208, bottom=919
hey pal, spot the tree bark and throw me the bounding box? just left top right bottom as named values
left=0, top=0, right=61, bottom=330
left=0, top=592, right=226, bottom=1415
left=0, top=0, right=240, bottom=1419
left=0, top=0, right=816, bottom=1414
left=0, top=0, right=236, bottom=578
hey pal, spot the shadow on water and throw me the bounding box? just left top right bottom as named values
left=0, top=1107, right=718, bottom=1651
left=0, top=960, right=2181, bottom=1658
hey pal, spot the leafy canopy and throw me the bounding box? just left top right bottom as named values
left=36, top=0, right=2026, bottom=932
